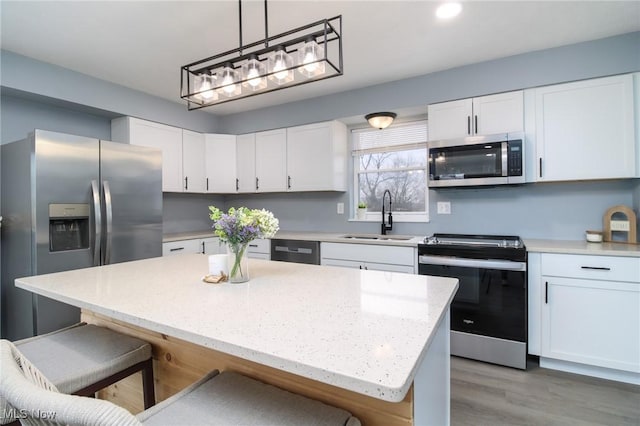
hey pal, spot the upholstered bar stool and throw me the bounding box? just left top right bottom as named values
left=1, top=340, right=361, bottom=426
left=9, top=323, right=154, bottom=408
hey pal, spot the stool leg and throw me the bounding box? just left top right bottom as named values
left=141, top=358, right=156, bottom=409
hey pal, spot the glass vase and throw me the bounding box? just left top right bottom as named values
left=227, top=243, right=249, bottom=283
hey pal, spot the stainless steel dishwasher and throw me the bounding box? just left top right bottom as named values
left=270, top=239, right=320, bottom=265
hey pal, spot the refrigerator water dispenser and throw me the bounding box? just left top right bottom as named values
left=49, top=204, right=90, bottom=252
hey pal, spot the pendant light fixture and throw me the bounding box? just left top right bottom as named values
left=365, top=112, right=397, bottom=129
left=181, top=0, right=343, bottom=110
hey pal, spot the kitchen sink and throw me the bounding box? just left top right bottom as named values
left=339, top=233, right=414, bottom=241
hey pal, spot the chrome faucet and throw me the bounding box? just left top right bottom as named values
left=381, top=189, right=393, bottom=235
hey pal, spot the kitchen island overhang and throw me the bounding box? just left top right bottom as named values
left=15, top=255, right=458, bottom=425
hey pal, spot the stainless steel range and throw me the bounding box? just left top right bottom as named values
left=418, top=234, right=527, bottom=369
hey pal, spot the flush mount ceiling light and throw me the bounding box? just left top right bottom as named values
left=436, top=2, right=462, bottom=19
left=181, top=0, right=343, bottom=110
left=365, top=112, right=397, bottom=129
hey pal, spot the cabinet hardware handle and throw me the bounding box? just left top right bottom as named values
left=184, top=176, right=188, bottom=190
left=288, top=175, right=291, bottom=189
left=365, top=266, right=368, bottom=270
left=256, top=177, right=259, bottom=190
left=467, top=116, right=471, bottom=135
left=580, top=266, right=611, bottom=271
left=236, top=178, right=239, bottom=191
left=474, top=115, right=478, bottom=134
left=202, top=242, right=205, bottom=254
left=545, top=281, right=548, bottom=304
left=206, top=178, right=209, bottom=191
left=359, top=265, right=362, bottom=269
left=170, top=247, right=184, bottom=252
left=249, top=244, right=258, bottom=248
left=539, top=158, right=542, bottom=178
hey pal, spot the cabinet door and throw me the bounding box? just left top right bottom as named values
left=535, top=75, right=635, bottom=181
left=286, top=122, right=347, bottom=191
left=427, top=99, right=473, bottom=140
left=541, top=277, right=640, bottom=372
left=129, top=119, right=183, bottom=192
left=201, top=237, right=221, bottom=254
left=472, top=91, right=523, bottom=135
left=182, top=130, right=206, bottom=193
left=255, top=129, right=287, bottom=192
left=321, top=258, right=363, bottom=269
left=236, top=134, right=256, bottom=193
left=205, top=134, right=237, bottom=193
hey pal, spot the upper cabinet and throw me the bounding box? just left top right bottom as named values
left=205, top=134, right=237, bottom=193
left=182, top=130, right=206, bottom=193
left=286, top=121, right=347, bottom=191
left=111, top=117, right=183, bottom=192
left=236, top=133, right=256, bottom=193
left=428, top=91, right=524, bottom=140
left=255, top=129, right=287, bottom=192
left=534, top=74, right=636, bottom=182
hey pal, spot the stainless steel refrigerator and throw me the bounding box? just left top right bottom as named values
left=1, top=129, right=162, bottom=340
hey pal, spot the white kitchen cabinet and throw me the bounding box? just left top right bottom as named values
left=534, top=74, right=635, bottom=182
left=246, top=238, right=270, bottom=260
left=236, top=133, right=256, bottom=192
left=163, top=237, right=224, bottom=256
left=427, top=91, right=523, bottom=140
left=162, top=239, right=200, bottom=256
left=321, top=242, right=415, bottom=273
left=538, top=253, right=640, bottom=382
left=205, top=134, right=237, bottom=193
left=111, top=117, right=183, bottom=192
left=286, top=121, right=348, bottom=191
left=182, top=130, right=206, bottom=193
left=255, top=129, right=287, bottom=192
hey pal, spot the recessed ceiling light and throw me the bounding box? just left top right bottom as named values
left=436, top=2, right=462, bottom=20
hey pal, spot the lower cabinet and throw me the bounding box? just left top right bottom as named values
left=530, top=252, right=640, bottom=383
left=247, top=239, right=270, bottom=260
left=321, top=242, right=415, bottom=273
left=163, top=237, right=224, bottom=256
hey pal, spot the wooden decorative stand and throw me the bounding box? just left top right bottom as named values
left=603, top=205, right=637, bottom=244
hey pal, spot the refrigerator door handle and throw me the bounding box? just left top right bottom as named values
left=91, top=180, right=102, bottom=267
left=103, top=181, right=113, bottom=265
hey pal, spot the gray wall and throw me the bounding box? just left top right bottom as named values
left=226, top=181, right=635, bottom=240
left=163, top=193, right=226, bottom=234
left=0, top=50, right=219, bottom=133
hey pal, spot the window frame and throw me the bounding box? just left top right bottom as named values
left=351, top=120, right=429, bottom=223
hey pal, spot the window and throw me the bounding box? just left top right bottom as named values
left=352, top=120, right=428, bottom=222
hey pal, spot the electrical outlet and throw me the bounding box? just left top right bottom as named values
left=437, top=201, right=451, bottom=215
left=610, top=220, right=630, bottom=231
left=337, top=202, right=344, bottom=215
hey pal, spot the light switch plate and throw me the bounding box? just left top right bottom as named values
left=437, top=201, right=451, bottom=214
left=337, top=202, right=344, bottom=215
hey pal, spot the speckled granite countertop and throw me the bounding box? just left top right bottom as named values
left=524, top=239, right=640, bottom=257
left=164, top=230, right=424, bottom=247
left=16, top=254, right=457, bottom=402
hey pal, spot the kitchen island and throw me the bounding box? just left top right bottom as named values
left=16, top=254, right=458, bottom=425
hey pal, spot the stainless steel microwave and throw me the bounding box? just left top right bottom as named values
left=428, top=132, right=525, bottom=187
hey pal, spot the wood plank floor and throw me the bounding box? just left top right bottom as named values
left=451, top=356, right=640, bottom=426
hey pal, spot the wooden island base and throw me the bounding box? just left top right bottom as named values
left=83, top=310, right=414, bottom=426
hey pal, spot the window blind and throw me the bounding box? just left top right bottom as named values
left=352, top=120, right=428, bottom=154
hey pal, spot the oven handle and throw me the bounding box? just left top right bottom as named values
left=419, top=255, right=527, bottom=272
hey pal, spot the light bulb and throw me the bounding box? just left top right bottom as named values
left=221, top=71, right=236, bottom=94
left=273, top=55, right=288, bottom=81
left=302, top=49, right=318, bottom=73
left=246, top=66, right=261, bottom=87
left=194, top=73, right=216, bottom=101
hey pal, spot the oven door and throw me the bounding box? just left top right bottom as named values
left=419, top=255, right=527, bottom=342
